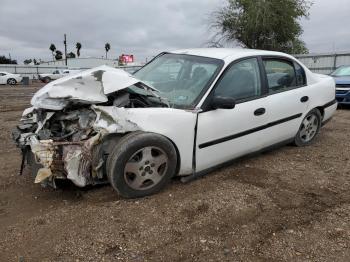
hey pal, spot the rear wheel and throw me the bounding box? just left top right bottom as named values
left=107, top=132, right=177, bottom=198
left=7, top=78, right=17, bottom=85
left=294, top=109, right=321, bottom=146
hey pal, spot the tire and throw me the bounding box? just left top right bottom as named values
left=43, top=77, right=51, bottom=83
left=106, top=132, right=177, bottom=198
left=294, top=109, right=322, bottom=147
left=7, top=78, right=17, bottom=85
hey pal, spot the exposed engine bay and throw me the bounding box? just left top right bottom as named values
left=12, top=66, right=168, bottom=187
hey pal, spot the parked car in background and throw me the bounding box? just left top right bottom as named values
left=38, top=69, right=81, bottom=83
left=0, top=71, right=22, bottom=85
left=13, top=48, right=337, bottom=198
left=330, top=65, right=350, bottom=105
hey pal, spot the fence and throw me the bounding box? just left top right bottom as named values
left=294, top=52, right=350, bottom=75
left=0, top=64, right=142, bottom=79
left=3, top=52, right=350, bottom=78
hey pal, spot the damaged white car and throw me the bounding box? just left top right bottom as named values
left=12, top=49, right=337, bottom=198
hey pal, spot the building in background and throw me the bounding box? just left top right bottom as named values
left=0, top=56, right=143, bottom=79
left=40, top=56, right=142, bottom=68
left=295, top=51, right=350, bottom=75
left=39, top=57, right=120, bottom=69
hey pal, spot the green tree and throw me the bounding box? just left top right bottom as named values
left=33, top=58, right=40, bottom=65
left=76, top=42, right=82, bottom=57
left=23, top=59, right=32, bottom=65
left=211, top=0, right=312, bottom=54
left=49, top=43, right=56, bottom=60
left=67, top=52, right=76, bottom=58
left=0, top=55, right=17, bottom=64
left=55, top=50, right=63, bottom=60
left=105, top=43, right=111, bottom=59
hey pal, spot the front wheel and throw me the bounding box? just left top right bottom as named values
left=294, top=109, right=322, bottom=146
left=106, top=132, right=177, bottom=198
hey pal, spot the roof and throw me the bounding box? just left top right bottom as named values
left=171, top=48, right=289, bottom=61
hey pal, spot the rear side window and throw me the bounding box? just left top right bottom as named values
left=264, top=59, right=297, bottom=93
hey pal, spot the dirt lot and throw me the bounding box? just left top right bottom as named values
left=0, top=83, right=349, bottom=261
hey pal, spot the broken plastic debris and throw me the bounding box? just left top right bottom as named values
left=35, top=168, right=52, bottom=183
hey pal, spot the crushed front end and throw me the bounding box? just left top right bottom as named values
left=12, top=65, right=168, bottom=188
left=12, top=107, right=107, bottom=187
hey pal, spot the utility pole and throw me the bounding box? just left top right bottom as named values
left=64, top=34, right=67, bottom=66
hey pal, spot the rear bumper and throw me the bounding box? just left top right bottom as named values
left=322, top=99, right=337, bottom=123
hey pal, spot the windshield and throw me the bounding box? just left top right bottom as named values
left=132, top=53, right=223, bottom=108
left=331, top=66, right=350, bottom=77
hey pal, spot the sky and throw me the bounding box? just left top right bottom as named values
left=0, top=0, right=349, bottom=64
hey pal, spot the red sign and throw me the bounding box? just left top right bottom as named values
left=119, top=54, right=134, bottom=63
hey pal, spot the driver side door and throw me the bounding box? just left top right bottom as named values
left=195, top=57, right=269, bottom=172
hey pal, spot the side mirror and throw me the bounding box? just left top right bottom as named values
left=211, top=96, right=236, bottom=110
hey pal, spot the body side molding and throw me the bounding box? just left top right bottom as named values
left=199, top=113, right=302, bottom=149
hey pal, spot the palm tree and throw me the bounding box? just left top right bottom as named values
left=76, top=42, right=82, bottom=57
left=55, top=50, right=63, bottom=60
left=105, top=43, right=111, bottom=59
left=49, top=44, right=56, bottom=61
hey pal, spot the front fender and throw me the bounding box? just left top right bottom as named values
left=93, top=106, right=197, bottom=175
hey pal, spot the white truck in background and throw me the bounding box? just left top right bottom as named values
left=38, top=69, right=81, bottom=83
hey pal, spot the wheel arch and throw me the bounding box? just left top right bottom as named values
left=161, top=133, right=181, bottom=176
left=127, top=131, right=182, bottom=177
left=101, top=131, right=182, bottom=177
left=315, top=106, right=325, bottom=120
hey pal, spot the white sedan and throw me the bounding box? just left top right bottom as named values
left=13, top=48, right=337, bottom=198
left=0, top=71, right=22, bottom=85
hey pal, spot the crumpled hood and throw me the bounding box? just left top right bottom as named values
left=31, top=65, right=158, bottom=110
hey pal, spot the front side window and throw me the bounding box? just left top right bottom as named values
left=213, top=58, right=261, bottom=101
left=133, top=53, right=223, bottom=108
left=264, top=59, right=297, bottom=93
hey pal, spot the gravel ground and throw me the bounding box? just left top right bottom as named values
left=0, top=83, right=349, bottom=261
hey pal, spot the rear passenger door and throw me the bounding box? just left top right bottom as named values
left=262, top=57, right=309, bottom=146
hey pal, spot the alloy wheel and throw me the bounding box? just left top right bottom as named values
left=124, top=146, right=168, bottom=190
left=299, top=114, right=319, bottom=143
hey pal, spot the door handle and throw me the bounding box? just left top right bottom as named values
left=300, top=96, right=309, bottom=103
left=254, top=108, right=266, bottom=116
